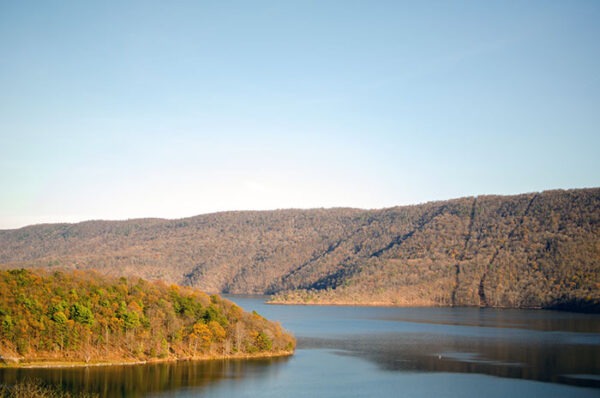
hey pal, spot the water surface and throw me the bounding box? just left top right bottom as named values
left=1, top=296, right=598, bottom=397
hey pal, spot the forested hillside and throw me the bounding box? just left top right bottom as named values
left=0, top=269, right=295, bottom=365
left=0, top=188, right=598, bottom=311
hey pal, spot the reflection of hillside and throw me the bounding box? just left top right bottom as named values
left=0, top=357, right=291, bottom=397
left=300, top=330, right=600, bottom=388
left=1, top=188, right=598, bottom=311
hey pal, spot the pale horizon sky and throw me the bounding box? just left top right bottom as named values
left=1, top=1, right=599, bottom=230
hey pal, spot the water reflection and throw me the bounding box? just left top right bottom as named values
left=229, top=297, right=600, bottom=389
left=299, top=327, right=600, bottom=388
left=370, top=307, right=600, bottom=333
left=0, top=357, right=290, bottom=398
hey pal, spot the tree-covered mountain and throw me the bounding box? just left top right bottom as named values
left=0, top=188, right=598, bottom=311
left=0, top=269, right=295, bottom=365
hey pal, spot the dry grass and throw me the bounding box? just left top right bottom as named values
left=0, top=379, right=98, bottom=398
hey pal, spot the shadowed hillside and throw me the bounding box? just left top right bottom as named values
left=1, top=188, right=598, bottom=311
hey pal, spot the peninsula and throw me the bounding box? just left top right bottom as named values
left=0, top=269, right=294, bottom=366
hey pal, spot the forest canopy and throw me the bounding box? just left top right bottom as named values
left=0, top=269, right=295, bottom=365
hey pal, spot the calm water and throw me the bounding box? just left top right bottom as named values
left=1, top=296, right=599, bottom=397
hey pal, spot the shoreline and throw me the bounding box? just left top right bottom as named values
left=268, top=299, right=598, bottom=313
left=0, top=350, right=294, bottom=369
left=266, top=299, right=558, bottom=311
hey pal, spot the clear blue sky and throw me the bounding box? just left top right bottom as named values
left=1, top=1, right=599, bottom=229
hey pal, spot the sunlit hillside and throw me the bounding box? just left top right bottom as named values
left=1, top=188, right=598, bottom=312
left=0, top=269, right=294, bottom=364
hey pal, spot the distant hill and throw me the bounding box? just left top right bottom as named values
left=1, top=188, right=598, bottom=311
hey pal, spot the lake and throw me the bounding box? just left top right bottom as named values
left=1, top=296, right=599, bottom=397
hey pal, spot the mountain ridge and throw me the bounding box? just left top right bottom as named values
left=1, top=188, right=598, bottom=311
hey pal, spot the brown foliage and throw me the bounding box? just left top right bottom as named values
left=0, top=188, right=598, bottom=311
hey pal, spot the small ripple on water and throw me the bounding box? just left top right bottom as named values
left=436, top=351, right=523, bottom=367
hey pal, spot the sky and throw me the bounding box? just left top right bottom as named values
left=1, top=1, right=599, bottom=230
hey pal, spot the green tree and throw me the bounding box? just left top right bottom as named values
left=255, top=331, right=273, bottom=351
left=52, top=311, right=68, bottom=351
left=123, top=310, right=140, bottom=332
left=1, top=315, right=13, bottom=339
left=71, top=303, right=94, bottom=326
